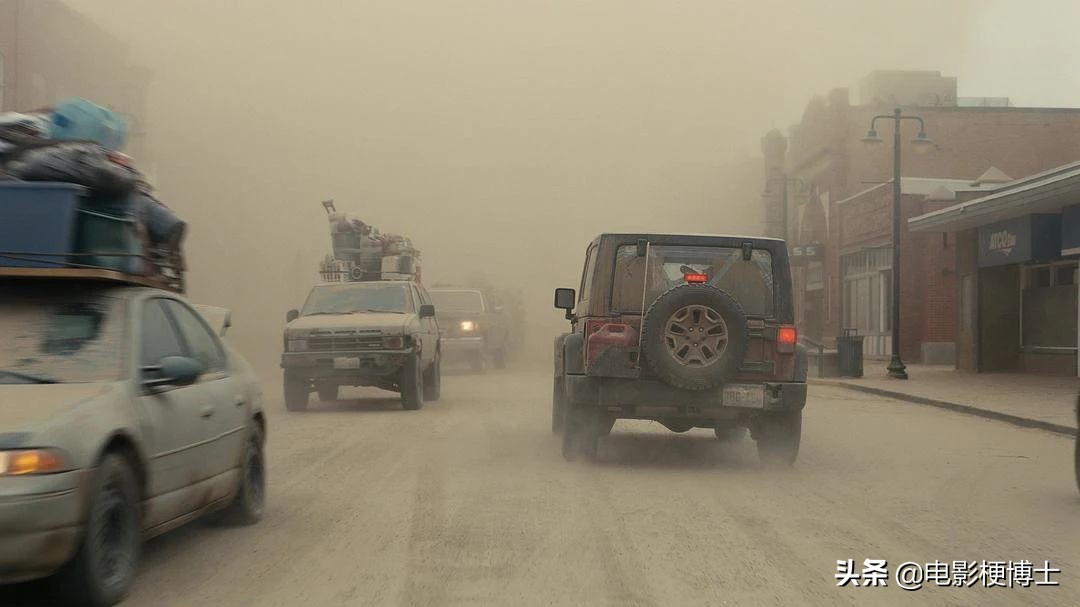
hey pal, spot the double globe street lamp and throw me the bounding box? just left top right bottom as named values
left=862, top=108, right=934, bottom=379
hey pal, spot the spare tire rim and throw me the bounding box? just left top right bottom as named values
left=664, top=304, right=729, bottom=367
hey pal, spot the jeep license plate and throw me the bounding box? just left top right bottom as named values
left=333, top=357, right=361, bottom=370
left=723, top=384, right=765, bottom=408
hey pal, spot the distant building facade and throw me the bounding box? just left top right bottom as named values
left=762, top=70, right=1080, bottom=367
left=0, top=0, right=152, bottom=170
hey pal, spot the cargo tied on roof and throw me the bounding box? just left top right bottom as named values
left=0, top=98, right=186, bottom=293
left=317, top=199, right=422, bottom=284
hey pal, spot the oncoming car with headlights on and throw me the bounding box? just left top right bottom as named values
left=281, top=280, right=441, bottom=411
left=0, top=281, right=266, bottom=606
left=428, top=287, right=510, bottom=372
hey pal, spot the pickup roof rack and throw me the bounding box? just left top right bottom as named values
left=317, top=200, right=422, bottom=284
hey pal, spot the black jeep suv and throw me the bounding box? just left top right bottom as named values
left=553, top=233, right=807, bottom=464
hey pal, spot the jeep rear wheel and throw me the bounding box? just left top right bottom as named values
left=561, top=407, right=602, bottom=462
left=551, top=377, right=566, bottom=434
left=755, top=410, right=801, bottom=466
left=641, top=284, right=749, bottom=391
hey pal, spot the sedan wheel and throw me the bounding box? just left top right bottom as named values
left=208, top=427, right=266, bottom=526
left=55, top=454, right=140, bottom=607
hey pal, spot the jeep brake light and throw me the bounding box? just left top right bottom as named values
left=684, top=273, right=708, bottom=283
left=777, top=325, right=797, bottom=353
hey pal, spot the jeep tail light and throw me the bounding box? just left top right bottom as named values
left=777, top=325, right=797, bottom=353
left=684, top=273, right=708, bottom=284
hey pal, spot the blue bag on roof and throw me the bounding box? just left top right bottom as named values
left=48, top=98, right=126, bottom=151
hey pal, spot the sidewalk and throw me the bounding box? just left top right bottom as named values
left=811, top=363, right=1078, bottom=436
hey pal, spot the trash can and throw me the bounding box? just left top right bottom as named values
left=837, top=328, right=864, bottom=378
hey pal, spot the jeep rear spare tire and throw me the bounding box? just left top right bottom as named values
left=640, top=284, right=749, bottom=391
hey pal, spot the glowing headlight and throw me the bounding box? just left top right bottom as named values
left=288, top=339, right=308, bottom=352
left=460, top=321, right=476, bottom=332
left=0, top=449, right=69, bottom=476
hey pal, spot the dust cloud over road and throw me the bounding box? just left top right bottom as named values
left=61, top=0, right=988, bottom=371
left=7, top=374, right=1076, bottom=606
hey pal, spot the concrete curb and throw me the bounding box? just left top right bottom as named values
left=810, top=379, right=1078, bottom=438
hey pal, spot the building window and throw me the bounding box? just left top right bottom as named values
left=1020, top=260, right=1078, bottom=350
left=841, top=247, right=892, bottom=356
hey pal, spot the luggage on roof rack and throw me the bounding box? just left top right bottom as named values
left=317, top=200, right=422, bottom=283
left=0, top=181, right=185, bottom=293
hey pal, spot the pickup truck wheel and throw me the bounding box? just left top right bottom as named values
left=317, top=383, right=338, bottom=403
left=423, top=356, right=442, bottom=402
left=641, top=284, right=749, bottom=391
left=284, top=373, right=309, bottom=412
left=755, top=410, right=801, bottom=466
left=53, top=454, right=140, bottom=607
left=551, top=377, right=566, bottom=434
left=400, top=355, right=425, bottom=410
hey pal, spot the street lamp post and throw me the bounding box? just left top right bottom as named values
left=862, top=108, right=934, bottom=379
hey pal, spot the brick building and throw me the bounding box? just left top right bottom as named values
left=0, top=0, right=152, bottom=171
left=762, top=70, right=1080, bottom=363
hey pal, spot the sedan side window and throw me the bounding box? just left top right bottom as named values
left=163, top=300, right=227, bottom=373
left=140, top=299, right=185, bottom=367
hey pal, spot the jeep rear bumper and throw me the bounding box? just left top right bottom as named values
left=564, top=375, right=806, bottom=418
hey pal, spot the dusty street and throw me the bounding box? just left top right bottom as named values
left=6, top=370, right=1079, bottom=606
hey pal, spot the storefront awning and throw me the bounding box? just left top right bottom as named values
left=908, top=160, right=1080, bottom=233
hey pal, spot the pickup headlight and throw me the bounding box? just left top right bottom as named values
left=287, top=339, right=308, bottom=352
left=383, top=335, right=406, bottom=349
left=460, top=320, right=477, bottom=332
left=0, top=449, right=70, bottom=476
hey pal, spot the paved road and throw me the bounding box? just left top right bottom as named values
left=6, top=370, right=1079, bottom=606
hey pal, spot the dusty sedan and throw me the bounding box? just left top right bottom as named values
left=0, top=282, right=266, bottom=606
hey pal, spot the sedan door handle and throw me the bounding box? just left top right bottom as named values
left=200, top=405, right=215, bottom=418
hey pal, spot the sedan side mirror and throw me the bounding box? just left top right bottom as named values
left=554, top=288, right=575, bottom=311
left=286, top=309, right=299, bottom=323
left=143, top=356, right=203, bottom=390
left=419, top=304, right=436, bottom=318
left=221, top=311, right=232, bottom=337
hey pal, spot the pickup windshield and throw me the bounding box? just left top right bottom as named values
left=0, top=285, right=126, bottom=384
left=611, top=244, right=774, bottom=316
left=302, top=283, right=414, bottom=315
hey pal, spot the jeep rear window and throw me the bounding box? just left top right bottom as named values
left=611, top=245, right=774, bottom=316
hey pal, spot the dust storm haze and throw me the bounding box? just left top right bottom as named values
left=67, top=0, right=981, bottom=371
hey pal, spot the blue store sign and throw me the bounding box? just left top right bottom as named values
left=977, top=214, right=1061, bottom=268
left=1063, top=204, right=1080, bottom=256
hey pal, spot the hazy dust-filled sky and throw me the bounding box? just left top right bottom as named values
left=64, top=0, right=1080, bottom=369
